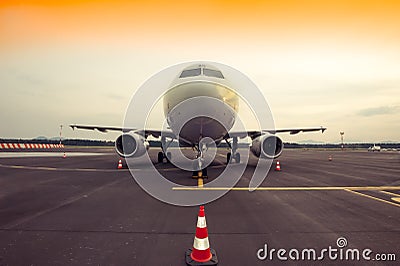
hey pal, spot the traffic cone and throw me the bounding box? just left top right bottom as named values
left=275, top=161, right=281, bottom=171
left=328, top=155, right=332, bottom=161
left=186, top=206, right=218, bottom=265
left=117, top=159, right=123, bottom=169
left=62, top=152, right=66, bottom=159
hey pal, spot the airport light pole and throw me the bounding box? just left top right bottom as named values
left=340, top=131, right=344, bottom=151
left=60, top=125, right=63, bottom=146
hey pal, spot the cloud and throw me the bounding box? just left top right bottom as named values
left=357, top=105, right=399, bottom=117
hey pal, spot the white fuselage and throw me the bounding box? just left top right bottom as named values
left=163, top=65, right=239, bottom=145
left=368, top=144, right=381, bottom=152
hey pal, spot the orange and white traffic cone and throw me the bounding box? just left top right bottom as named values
left=328, top=155, right=332, bottom=161
left=275, top=161, right=281, bottom=171
left=117, top=159, right=123, bottom=169
left=186, top=206, right=218, bottom=265
left=62, top=152, right=66, bottom=159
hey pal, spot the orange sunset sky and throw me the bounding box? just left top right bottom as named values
left=1, top=0, right=399, bottom=142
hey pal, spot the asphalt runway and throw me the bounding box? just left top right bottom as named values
left=0, top=148, right=399, bottom=265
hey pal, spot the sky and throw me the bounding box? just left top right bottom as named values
left=0, top=0, right=399, bottom=143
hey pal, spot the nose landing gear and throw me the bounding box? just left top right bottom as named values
left=192, top=142, right=208, bottom=179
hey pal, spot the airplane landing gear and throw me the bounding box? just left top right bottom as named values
left=225, top=136, right=240, bottom=163
left=226, top=152, right=240, bottom=163
left=226, top=152, right=231, bottom=164
left=234, top=152, right=240, bottom=163
left=158, top=136, right=173, bottom=163
left=157, top=151, right=172, bottom=163
left=192, top=142, right=208, bottom=178
left=157, top=151, right=164, bottom=163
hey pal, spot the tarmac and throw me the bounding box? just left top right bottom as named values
left=0, top=147, right=399, bottom=265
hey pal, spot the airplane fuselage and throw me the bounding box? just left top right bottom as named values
left=163, top=64, right=239, bottom=145
left=70, top=61, right=326, bottom=163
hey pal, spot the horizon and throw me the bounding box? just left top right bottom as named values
left=1, top=136, right=400, bottom=145
left=1, top=0, right=399, bottom=142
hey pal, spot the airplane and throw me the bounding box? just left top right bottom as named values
left=70, top=63, right=326, bottom=177
left=368, top=144, right=381, bottom=152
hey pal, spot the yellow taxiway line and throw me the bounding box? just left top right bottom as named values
left=172, top=186, right=400, bottom=191
left=0, top=163, right=133, bottom=172
left=392, top=197, right=400, bottom=203
left=344, top=189, right=400, bottom=208
left=198, top=178, right=204, bottom=188
left=380, top=190, right=400, bottom=197
left=172, top=185, right=400, bottom=208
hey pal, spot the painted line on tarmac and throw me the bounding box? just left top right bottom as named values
left=157, top=164, right=225, bottom=172
left=0, top=163, right=200, bottom=173
left=172, top=186, right=400, bottom=191
left=392, top=197, right=400, bottom=203
left=198, top=178, right=204, bottom=188
left=0, top=163, right=131, bottom=172
left=343, top=189, right=400, bottom=208
left=380, top=190, right=400, bottom=197
left=379, top=190, right=400, bottom=204
left=172, top=185, right=400, bottom=208
left=0, top=163, right=225, bottom=173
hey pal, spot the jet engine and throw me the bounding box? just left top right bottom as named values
left=250, top=134, right=283, bottom=159
left=115, top=133, right=149, bottom=158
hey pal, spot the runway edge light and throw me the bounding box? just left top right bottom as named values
left=186, top=206, right=218, bottom=266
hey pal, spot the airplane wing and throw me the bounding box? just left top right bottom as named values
left=70, top=124, right=129, bottom=133
left=69, top=124, right=176, bottom=139
left=271, top=126, right=327, bottom=135
left=70, top=124, right=326, bottom=141
left=226, top=126, right=327, bottom=139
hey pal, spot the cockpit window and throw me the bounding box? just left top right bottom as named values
left=203, top=68, right=224, bottom=79
left=179, top=68, right=201, bottom=78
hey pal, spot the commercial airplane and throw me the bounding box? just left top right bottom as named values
left=71, top=63, right=326, bottom=177
left=368, top=144, right=381, bottom=152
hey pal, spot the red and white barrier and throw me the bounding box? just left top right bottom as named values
left=0, top=143, right=64, bottom=149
